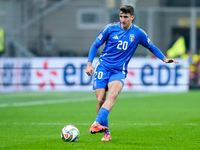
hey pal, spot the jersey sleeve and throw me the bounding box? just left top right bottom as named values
left=87, top=25, right=110, bottom=62
left=139, top=30, right=165, bottom=60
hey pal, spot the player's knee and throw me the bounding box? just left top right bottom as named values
left=109, top=91, right=119, bottom=99
left=97, top=97, right=105, bottom=105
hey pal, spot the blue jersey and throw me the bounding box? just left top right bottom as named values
left=88, top=22, right=165, bottom=73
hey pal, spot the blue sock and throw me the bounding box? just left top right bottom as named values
left=95, top=107, right=109, bottom=125
left=102, top=119, right=110, bottom=134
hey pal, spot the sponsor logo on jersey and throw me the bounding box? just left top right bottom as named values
left=98, top=33, right=103, bottom=40
left=113, top=35, right=118, bottom=39
left=129, top=34, right=134, bottom=42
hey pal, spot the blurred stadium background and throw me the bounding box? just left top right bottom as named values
left=0, top=1, right=200, bottom=149
left=0, top=0, right=200, bottom=92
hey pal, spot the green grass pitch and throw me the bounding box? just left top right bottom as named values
left=0, top=91, right=200, bottom=150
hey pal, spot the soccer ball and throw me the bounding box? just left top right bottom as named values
left=61, top=125, right=80, bottom=142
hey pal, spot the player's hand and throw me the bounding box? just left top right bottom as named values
left=86, top=62, right=94, bottom=76
left=163, top=58, right=179, bottom=64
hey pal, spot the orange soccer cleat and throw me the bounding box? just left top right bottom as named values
left=89, top=123, right=108, bottom=134
left=101, top=133, right=112, bottom=141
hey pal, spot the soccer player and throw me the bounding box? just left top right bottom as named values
left=85, top=5, right=179, bottom=141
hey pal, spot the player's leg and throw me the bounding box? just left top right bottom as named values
left=89, top=71, right=125, bottom=135
left=97, top=72, right=125, bottom=140
left=95, top=88, right=106, bottom=113
left=100, top=81, right=123, bottom=141
left=89, top=65, right=109, bottom=134
left=101, top=71, right=125, bottom=111
left=89, top=89, right=109, bottom=134
left=94, top=88, right=111, bottom=140
left=90, top=82, right=123, bottom=134
left=95, top=89, right=110, bottom=132
left=101, top=80, right=123, bottom=111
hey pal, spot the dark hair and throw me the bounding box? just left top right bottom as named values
left=119, top=5, right=134, bottom=15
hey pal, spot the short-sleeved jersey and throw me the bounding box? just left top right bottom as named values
left=88, top=22, right=165, bottom=74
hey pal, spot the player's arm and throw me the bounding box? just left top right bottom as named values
left=139, top=31, right=179, bottom=64
left=86, top=25, right=109, bottom=76
left=86, top=41, right=100, bottom=76
left=148, top=44, right=179, bottom=64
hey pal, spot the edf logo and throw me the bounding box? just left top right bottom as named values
left=63, top=63, right=92, bottom=86
left=141, top=64, right=182, bottom=86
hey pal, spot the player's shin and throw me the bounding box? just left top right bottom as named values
left=95, top=107, right=110, bottom=124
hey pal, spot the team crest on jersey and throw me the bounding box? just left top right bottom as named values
left=129, top=34, right=134, bottom=42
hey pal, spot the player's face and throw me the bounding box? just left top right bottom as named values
left=119, top=11, right=134, bottom=30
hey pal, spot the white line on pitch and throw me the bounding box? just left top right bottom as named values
left=0, top=96, right=95, bottom=108
left=0, top=93, right=169, bottom=108
left=0, top=122, right=199, bottom=126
